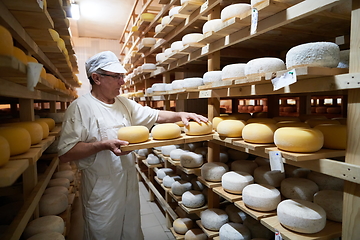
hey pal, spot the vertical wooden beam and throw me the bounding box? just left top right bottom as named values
left=298, top=95, right=311, bottom=116
left=60, top=102, right=66, bottom=111
left=232, top=98, right=239, bottom=113
left=266, top=95, right=279, bottom=118
left=49, top=101, right=56, bottom=113
left=19, top=98, right=34, bottom=121
left=163, top=72, right=171, bottom=111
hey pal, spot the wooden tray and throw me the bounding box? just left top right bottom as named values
left=197, top=176, right=221, bottom=188
left=179, top=202, right=208, bottom=214
left=0, top=160, right=29, bottom=187
left=234, top=200, right=277, bottom=220
left=212, top=186, right=242, bottom=202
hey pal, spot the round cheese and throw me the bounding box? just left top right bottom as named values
left=180, top=152, right=204, bottom=168
left=191, top=178, right=204, bottom=191
left=254, top=165, right=285, bottom=187
left=212, top=115, right=238, bottom=130
left=281, top=178, right=319, bottom=201
left=39, top=193, right=68, bottom=216
left=242, top=123, right=277, bottom=144
left=225, top=204, right=247, bottom=223
left=313, top=190, right=343, bottom=222
left=314, top=124, right=347, bottom=149
left=163, top=175, right=181, bottom=188
left=13, top=47, right=27, bottom=65
left=0, top=25, right=13, bottom=56
left=33, top=120, right=50, bottom=139
left=228, top=148, right=249, bottom=160
left=145, top=88, right=153, bottom=94
left=171, top=180, right=192, bottom=196
left=277, top=199, right=326, bottom=234
left=141, top=37, right=156, bottom=46
left=23, top=215, right=64, bottom=239
left=245, top=57, right=286, bottom=76
left=217, top=119, right=246, bottom=137
left=156, top=168, right=174, bottom=179
left=286, top=42, right=340, bottom=69
left=220, top=3, right=251, bottom=22
left=202, top=19, right=224, bottom=34
left=36, top=118, right=55, bottom=131
left=222, top=171, right=254, bottom=194
left=146, top=153, right=160, bottom=165
left=305, top=118, right=340, bottom=127
left=161, top=16, right=171, bottom=25
left=230, top=160, right=258, bottom=175
left=156, top=52, right=166, bottom=62
left=276, top=121, right=310, bottom=128
left=182, top=190, right=206, bottom=208
left=138, top=148, right=150, bottom=158
left=184, top=122, right=212, bottom=136
left=0, top=136, right=10, bottom=167
left=170, top=149, right=189, bottom=161
left=182, top=33, right=203, bottom=45
left=242, top=183, right=281, bottom=211
left=161, top=145, right=178, bottom=156
left=183, top=77, right=204, bottom=88
left=171, top=79, right=185, bottom=90
left=47, top=178, right=70, bottom=188
left=201, top=162, right=229, bottom=182
left=184, top=228, right=207, bottom=240
left=169, top=6, right=182, bottom=17
left=274, top=127, right=324, bottom=152
left=2, top=122, right=43, bottom=145
left=246, top=117, right=277, bottom=124
left=141, top=63, right=157, bottom=70
left=243, top=217, right=273, bottom=239
left=164, top=48, right=173, bottom=57
left=44, top=186, right=69, bottom=196
left=0, top=127, right=31, bottom=156
left=337, top=49, right=349, bottom=68
left=165, top=83, right=173, bottom=91
left=203, top=71, right=222, bottom=84
left=53, top=170, right=74, bottom=182
left=27, top=232, right=65, bottom=240
left=173, top=218, right=193, bottom=234
left=222, top=63, right=246, bottom=80
left=201, top=208, right=228, bottom=231
left=219, top=222, right=251, bottom=240
left=151, top=123, right=181, bottom=140
left=155, top=24, right=163, bottom=33
left=117, top=126, right=149, bottom=144
left=307, top=171, right=344, bottom=191
left=141, top=13, right=155, bottom=21
left=152, top=83, right=167, bottom=92
left=171, top=41, right=184, bottom=51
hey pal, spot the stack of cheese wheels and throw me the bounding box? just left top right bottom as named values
left=39, top=193, right=68, bottom=216
left=171, top=79, right=185, bottom=90
left=146, top=154, right=160, bottom=165
left=242, top=183, right=281, bottom=211
left=201, top=162, right=229, bottom=182
left=219, top=223, right=251, bottom=240
left=183, top=77, right=204, bottom=88
left=225, top=204, right=247, bottom=223
left=171, top=180, right=192, bottom=196
left=281, top=178, right=319, bottom=201
left=27, top=232, right=65, bottom=240
left=182, top=33, right=203, bottom=45
left=163, top=174, right=181, bottom=188
left=171, top=41, right=184, bottom=51
left=173, top=218, right=193, bottom=234
left=117, top=126, right=149, bottom=143
left=201, top=208, right=228, bottom=231
left=202, top=71, right=222, bottom=84
left=286, top=42, right=340, bottom=69
left=170, top=149, right=189, bottom=161
left=156, top=168, right=174, bottom=179
left=0, top=136, right=10, bottom=167
left=161, top=145, right=178, bottom=156
left=0, top=127, right=31, bottom=156
left=0, top=25, right=14, bottom=56
left=180, top=152, right=203, bottom=168
left=185, top=229, right=207, bottom=240
left=217, top=119, right=246, bottom=137
left=47, top=178, right=70, bottom=188
left=231, top=160, right=258, bottom=175
left=202, top=19, right=224, bottom=34
left=23, top=215, right=65, bottom=239
left=152, top=83, right=167, bottom=92
left=1, top=122, right=43, bottom=145
left=314, top=190, right=343, bottom=222
left=305, top=118, right=340, bottom=127
left=212, top=115, right=237, bottom=130
left=184, top=122, right=212, bottom=136
left=307, top=171, right=344, bottom=191
left=141, top=37, right=156, bottom=46
left=220, top=3, right=251, bottom=21
left=277, top=199, right=327, bottom=234
left=13, top=46, right=28, bottom=65
left=274, top=127, right=324, bottom=152
left=182, top=190, right=206, bottom=208
left=221, top=171, right=254, bottom=194
left=254, top=165, right=285, bottom=187
left=314, top=124, right=347, bottom=149
left=151, top=123, right=181, bottom=139
left=244, top=57, right=286, bottom=76
left=221, top=63, right=246, bottom=80
left=169, top=6, right=182, bottom=17
left=242, top=123, right=277, bottom=144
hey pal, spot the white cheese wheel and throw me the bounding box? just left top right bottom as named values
left=242, top=184, right=281, bottom=211
left=169, top=6, right=182, bottom=17
left=230, top=160, right=258, bottom=175
left=180, top=152, right=204, bottom=168
left=313, top=190, right=343, bottom=222
left=156, top=168, right=174, bottom=179
left=242, top=123, right=277, bottom=144
left=39, top=193, right=68, bottom=216
left=27, top=232, right=65, bottom=240
left=212, top=115, right=238, bottom=130
left=337, top=49, right=349, bottom=68
left=221, top=3, right=251, bottom=21
left=201, top=208, right=228, bottom=231
left=171, top=79, right=185, bottom=90
left=225, top=204, right=247, bottom=223
left=243, top=217, right=273, bottom=239
left=117, top=126, right=149, bottom=143
left=164, top=48, right=173, bottom=57
left=47, top=178, right=70, bottom=188
left=165, top=83, right=173, bottom=91
left=152, top=83, right=167, bottom=92
left=33, top=120, right=49, bottom=139
left=171, top=41, right=184, bottom=51
left=314, top=124, right=347, bottom=150
left=281, top=178, right=319, bottom=201
left=141, top=37, right=156, bottom=46
left=170, top=149, right=189, bottom=161
left=217, top=119, right=246, bottom=137
left=44, top=186, right=69, bottom=196
left=222, top=63, right=246, bottom=80
left=305, top=118, right=340, bottom=127
left=161, top=15, right=171, bottom=25
left=184, top=122, right=212, bottom=136
left=184, top=228, right=207, bottom=240
left=244, top=57, right=286, bottom=76
left=0, top=127, right=31, bottom=156
left=173, top=218, right=193, bottom=234
left=202, top=19, right=224, bottom=34
left=53, top=170, right=74, bottom=182
left=274, top=127, right=324, bottom=153
left=203, top=71, right=222, bottom=84
left=191, top=178, right=204, bottom=191
left=163, top=175, right=181, bottom=188
left=254, top=165, right=285, bottom=187
left=156, top=52, right=166, bottom=62
left=138, top=148, right=150, bottom=157
left=277, top=199, right=326, bottom=234
left=151, top=123, right=181, bottom=140
left=286, top=42, right=340, bottom=69
left=201, top=162, right=229, bottom=182
left=284, top=164, right=310, bottom=178
left=222, top=171, right=254, bottom=194
left=146, top=153, right=160, bottom=165
left=161, top=145, right=178, bottom=156
left=145, top=87, right=153, bottom=94
left=172, top=180, right=192, bottom=196
left=141, top=63, right=157, bottom=70
left=23, top=215, right=64, bottom=239
left=227, top=148, right=249, bottom=160
left=307, top=171, right=344, bottom=191
left=182, top=190, right=206, bottom=208
left=219, top=223, right=251, bottom=240
left=183, top=77, right=204, bottom=88
left=182, top=33, right=203, bottom=45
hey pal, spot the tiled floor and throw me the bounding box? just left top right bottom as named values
left=139, top=181, right=176, bottom=240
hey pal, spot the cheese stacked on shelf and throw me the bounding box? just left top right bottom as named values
left=151, top=123, right=181, bottom=140
left=23, top=215, right=65, bottom=239
left=117, top=126, right=149, bottom=143
left=39, top=193, right=68, bottom=216
left=245, top=57, right=286, bottom=76
left=169, top=6, right=182, bottom=17
left=219, top=222, right=251, bottom=240
left=315, top=124, right=347, bottom=149
left=182, top=190, right=206, bottom=208
left=221, top=63, right=246, bottom=80
left=217, top=119, right=246, bottom=137
left=221, top=171, right=254, bottom=194
left=13, top=47, right=28, bottom=65
left=183, top=77, right=204, bottom=88
left=173, top=218, right=193, bottom=235
left=201, top=162, right=229, bottom=182
left=220, top=3, right=251, bottom=21
left=0, top=25, right=14, bottom=56
left=140, top=13, right=155, bottom=21
left=202, top=19, right=224, bottom=34
left=184, top=121, right=212, bottom=136
left=170, top=41, right=184, bottom=51
left=314, top=190, right=343, bottom=222
left=202, top=71, right=222, bottom=84
left=242, top=183, right=281, bottom=211
left=281, top=178, right=319, bottom=201
left=242, top=122, right=277, bottom=144
left=0, top=127, right=31, bottom=156
left=182, top=33, right=203, bottom=45
left=201, top=208, right=229, bottom=231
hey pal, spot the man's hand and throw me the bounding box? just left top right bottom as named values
left=105, top=139, right=131, bottom=156
left=157, top=110, right=208, bottom=126
left=178, top=112, right=208, bottom=126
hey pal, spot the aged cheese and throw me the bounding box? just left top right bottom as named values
left=23, top=215, right=64, bottom=239
left=184, top=122, right=212, bottom=136
left=183, top=77, right=204, bottom=88
left=152, top=83, right=167, bottom=92
left=47, top=178, right=70, bottom=188
left=305, top=118, right=340, bottom=127
left=141, top=37, right=156, bottom=46
left=230, top=160, right=258, bottom=175
left=173, top=218, right=193, bottom=234
left=169, top=6, right=182, bottom=17
left=34, top=120, right=50, bottom=139
left=337, top=49, right=349, bottom=68
left=141, top=63, right=157, bottom=70
left=182, top=33, right=203, bottom=45
left=170, top=149, right=189, bottom=161
left=221, top=63, right=246, bottom=80
left=53, top=170, right=74, bottom=182
left=222, top=171, right=254, bottom=194
left=146, top=153, right=160, bottom=165
left=184, top=228, right=207, bottom=240
left=39, top=193, right=68, bottom=216
left=172, top=180, right=192, bottom=196
left=0, top=25, right=13, bottom=56
left=225, top=204, right=247, bottom=223
left=201, top=162, right=229, bottom=182
left=117, top=126, right=149, bottom=144
left=254, top=165, right=285, bottom=187
left=36, top=118, right=55, bottom=131
left=212, top=115, right=238, bottom=130
left=202, top=19, right=224, bottom=34
left=13, top=47, right=27, bottom=65
left=171, top=79, right=185, bottom=90
left=44, top=186, right=69, bottom=196
left=27, top=232, right=65, bottom=240
left=201, top=208, right=228, bottom=231
left=0, top=127, right=31, bottom=156
left=156, top=168, right=174, bottom=179
left=161, top=15, right=171, bottom=25
left=217, top=119, right=246, bottom=137
left=242, top=123, right=277, bottom=144
left=307, top=171, right=344, bottom=191
left=314, top=124, right=347, bottom=149
left=245, top=57, right=286, bottom=76
left=242, top=183, right=281, bottom=211
left=219, top=223, right=251, bottom=240
left=0, top=136, right=10, bottom=167
left=220, top=3, right=252, bottom=22
left=171, top=41, right=184, bottom=51
left=182, top=190, right=206, bottom=208
left=180, top=152, right=204, bottom=168
left=155, top=24, right=163, bottom=33
left=277, top=199, right=327, bottom=234
left=151, top=123, right=181, bottom=139
left=2, top=122, right=43, bottom=145
left=27, top=55, right=38, bottom=63
left=138, top=148, right=150, bottom=158
left=141, top=13, right=155, bottom=21
left=281, top=178, right=319, bottom=201
left=313, top=190, right=343, bottom=222
left=161, top=145, right=178, bottom=156
left=156, top=52, right=166, bottom=62
left=203, top=71, right=222, bottom=84
left=163, top=175, right=181, bottom=188
left=165, top=84, right=172, bottom=91
left=274, top=127, right=324, bottom=152
left=254, top=157, right=270, bottom=166
left=164, top=48, right=173, bottom=57
left=145, top=88, right=153, bottom=94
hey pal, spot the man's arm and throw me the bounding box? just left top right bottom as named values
left=156, top=110, right=208, bottom=126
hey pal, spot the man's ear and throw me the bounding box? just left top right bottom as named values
left=91, top=72, right=101, bottom=85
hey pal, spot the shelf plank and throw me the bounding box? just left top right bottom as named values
left=49, top=125, right=62, bottom=136
left=177, top=165, right=202, bottom=175
left=197, top=176, right=221, bottom=188
left=212, top=186, right=242, bottom=203
left=170, top=228, right=185, bottom=240
left=196, top=220, right=219, bottom=238
left=0, top=160, right=29, bottom=188
left=212, top=134, right=243, bottom=145
left=142, top=160, right=163, bottom=169
left=10, top=148, right=43, bottom=164
left=178, top=202, right=208, bottom=214
left=169, top=189, right=182, bottom=202
left=265, top=147, right=346, bottom=161
left=178, top=1, right=203, bottom=14
left=0, top=55, right=27, bottom=83
left=234, top=200, right=277, bottom=220
left=10, top=9, right=54, bottom=29
left=233, top=140, right=275, bottom=151
left=31, top=136, right=55, bottom=155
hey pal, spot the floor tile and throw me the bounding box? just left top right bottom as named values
left=142, top=225, right=172, bottom=240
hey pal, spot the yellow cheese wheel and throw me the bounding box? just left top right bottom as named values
left=185, top=122, right=213, bottom=136
left=276, top=121, right=310, bottom=128
left=274, top=127, right=324, bottom=153
left=34, top=120, right=50, bottom=139
left=37, top=118, right=56, bottom=131
left=0, top=127, right=31, bottom=156
left=117, top=126, right=149, bottom=143
left=242, top=123, right=277, bottom=144
left=140, top=13, right=155, bottom=21
left=13, top=47, right=27, bottom=65
left=57, top=38, right=66, bottom=51
left=48, top=28, right=60, bottom=41
left=40, top=67, right=47, bottom=79
left=26, top=55, right=38, bottom=63
left=246, top=118, right=277, bottom=124
left=1, top=122, right=43, bottom=145
left=305, top=118, right=340, bottom=127
left=299, top=115, right=327, bottom=122
left=151, top=123, right=181, bottom=140
left=314, top=124, right=347, bottom=150
left=0, top=25, right=13, bottom=56
left=212, top=115, right=237, bottom=130
left=273, top=116, right=300, bottom=122
left=217, top=120, right=246, bottom=137
left=0, top=136, right=10, bottom=167
left=175, top=121, right=185, bottom=127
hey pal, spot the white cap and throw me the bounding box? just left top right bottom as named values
left=85, top=51, right=127, bottom=77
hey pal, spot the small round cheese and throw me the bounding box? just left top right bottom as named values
left=228, top=149, right=249, bottom=160
left=152, top=83, right=167, bottom=92
left=161, top=145, right=178, bottom=156
left=307, top=171, right=344, bottom=191
left=141, top=13, right=155, bottom=21
left=27, top=232, right=65, bottom=240
left=203, top=71, right=222, bottom=84
left=171, top=41, right=184, bottom=51
left=173, top=218, right=193, bottom=234
left=170, top=149, right=189, bottom=161
left=225, top=204, right=247, bottom=223
left=201, top=162, right=229, bottom=182
left=169, top=6, right=182, bottom=17
left=23, top=215, right=64, bottom=239
left=182, top=33, right=203, bottom=45
left=222, top=63, right=246, bottom=80
left=202, top=19, right=224, bottom=34
left=230, top=160, right=258, bottom=175
left=219, top=223, right=251, bottom=240
left=171, top=180, right=192, bottom=196
left=117, top=126, right=149, bottom=143
left=305, top=118, right=340, bottom=127
left=156, top=52, right=166, bottom=62
left=13, top=46, right=27, bottom=65
left=246, top=117, right=277, bottom=124
left=141, top=63, right=157, bottom=70
left=138, top=148, right=150, bottom=157
left=222, top=171, right=254, bottom=194
left=37, top=118, right=55, bottom=131
left=314, top=124, right=347, bottom=149
left=245, top=57, right=286, bottom=76
left=281, top=178, right=319, bottom=201
left=151, top=123, right=181, bottom=140
left=47, top=178, right=70, bottom=188
left=182, top=190, right=206, bottom=208
left=212, top=115, right=238, bottom=130
left=145, top=88, right=153, bottom=94
left=242, top=184, right=281, bottom=211
left=1, top=122, right=43, bottom=145
left=201, top=208, right=228, bottom=231
left=44, top=186, right=69, bottom=196
left=191, top=178, right=204, bottom=191
left=53, top=170, right=74, bottom=182
left=161, top=15, right=171, bottom=25
left=33, top=120, right=49, bottom=139
left=163, top=175, right=181, bottom=188
left=274, top=127, right=324, bottom=153
left=164, top=48, right=173, bottom=57
left=254, top=165, right=285, bottom=188
left=242, top=123, right=277, bottom=144
left=221, top=3, right=252, bottom=22
left=0, top=25, right=13, bottom=56
left=171, top=79, right=185, bottom=90
left=141, top=37, right=156, bottom=46
left=337, top=49, right=349, bottom=68
left=183, top=77, right=204, bottom=88
left=165, top=83, right=173, bottom=91
left=146, top=153, right=160, bottom=165
left=277, top=199, right=326, bottom=234
left=314, top=190, right=343, bottom=222
left=39, top=193, right=68, bottom=216
left=180, top=152, right=204, bottom=168
left=184, top=228, right=207, bottom=240
left=185, top=122, right=212, bottom=136
left=156, top=168, right=174, bottom=179
left=286, top=42, right=340, bottom=69
left=217, top=120, right=246, bottom=137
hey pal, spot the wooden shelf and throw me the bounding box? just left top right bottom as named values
left=142, top=159, right=163, bottom=168
left=195, top=220, right=219, bottom=238
left=178, top=202, right=208, bottom=214
left=234, top=200, right=277, bottom=220
left=0, top=160, right=29, bottom=187
left=233, top=140, right=275, bottom=151
left=212, top=186, right=242, bottom=203
left=197, top=176, right=221, bottom=188
left=170, top=228, right=185, bottom=240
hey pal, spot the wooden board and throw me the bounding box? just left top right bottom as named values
left=198, top=31, right=225, bottom=44
left=167, top=157, right=181, bottom=166
left=0, top=55, right=27, bottom=82
left=216, top=17, right=250, bottom=36
left=181, top=43, right=205, bottom=53
left=212, top=134, right=243, bottom=145
left=178, top=1, right=203, bottom=15
left=212, top=187, right=242, bottom=202
left=142, top=160, right=163, bottom=168
left=196, top=220, right=219, bottom=238
left=169, top=14, right=188, bottom=25
left=234, top=200, right=277, bottom=220
left=0, top=160, right=29, bottom=187
left=177, top=165, right=202, bottom=175
left=197, top=176, right=221, bottom=188
left=10, top=148, right=43, bottom=164
left=11, top=9, right=54, bottom=29
left=178, top=202, right=208, bottom=214
left=233, top=139, right=275, bottom=151
left=169, top=189, right=182, bottom=202
left=170, top=228, right=185, bottom=240
left=31, top=136, right=55, bottom=154
left=198, top=79, right=234, bottom=90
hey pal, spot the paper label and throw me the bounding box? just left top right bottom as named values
left=201, top=45, right=209, bottom=55
left=251, top=8, right=258, bottom=35
left=200, top=0, right=209, bottom=13
left=269, top=151, right=284, bottom=173
left=275, top=230, right=283, bottom=240
left=199, top=90, right=212, bottom=98
left=27, top=62, right=43, bottom=91
left=37, top=0, right=44, bottom=9
left=271, top=69, right=297, bottom=91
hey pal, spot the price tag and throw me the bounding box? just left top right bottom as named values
left=271, top=69, right=297, bottom=91
left=275, top=230, right=283, bottom=240
left=37, top=0, right=44, bottom=9
left=200, top=0, right=209, bottom=13
left=269, top=151, right=284, bottom=173
left=250, top=8, right=258, bottom=35
left=27, top=62, right=43, bottom=91
left=199, top=90, right=212, bottom=98
left=201, top=45, right=209, bottom=55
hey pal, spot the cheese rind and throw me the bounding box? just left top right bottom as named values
left=202, top=19, right=224, bottom=34
left=39, top=193, right=68, bottom=216
left=230, top=160, right=258, bottom=175
left=222, top=171, right=254, bottom=194
left=245, top=57, right=286, bottom=76
left=242, top=183, right=281, bottom=211
left=173, top=218, right=193, bottom=234
left=313, top=190, right=343, bottom=222
left=254, top=165, right=285, bottom=187
left=171, top=180, right=192, bottom=196
left=222, top=63, right=246, bottom=80
left=314, top=124, right=347, bottom=149
left=201, top=208, right=229, bottom=231
left=201, top=162, right=229, bottom=182
left=203, top=71, right=222, bottom=84
left=281, top=178, right=319, bottom=201
left=170, top=149, right=189, bottom=161
left=151, top=123, right=181, bottom=140
left=242, top=123, right=277, bottom=144
left=219, top=223, right=251, bottom=240
left=182, top=33, right=203, bottom=45
left=182, top=190, right=206, bottom=208
left=171, top=41, right=184, bottom=51
left=220, top=3, right=252, bottom=22
left=184, top=122, right=212, bottom=136
left=217, top=120, right=246, bottom=137
left=117, top=126, right=149, bottom=144
left=0, top=127, right=31, bottom=156
left=23, top=215, right=64, bottom=239
left=156, top=168, right=174, bottom=179
left=180, top=152, right=204, bottom=168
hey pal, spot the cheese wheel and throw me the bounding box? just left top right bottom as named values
left=152, top=83, right=167, bottom=92
left=225, top=204, right=247, bottom=223
left=219, top=222, right=251, bottom=240
left=276, top=121, right=310, bottom=128
left=286, top=42, right=340, bottom=69
left=0, top=25, right=13, bottom=56
left=36, top=118, right=55, bottom=131
left=314, top=124, right=347, bottom=149
left=53, top=170, right=74, bottom=182
left=217, top=119, right=246, bottom=137
left=307, top=171, right=344, bottom=191
left=203, top=71, right=222, bottom=84
left=155, top=24, right=163, bottom=33
left=201, top=208, right=228, bottom=231
left=33, top=120, right=50, bottom=139
left=281, top=178, right=319, bottom=201
left=173, top=218, right=193, bottom=234
left=161, top=15, right=171, bottom=25
left=27, top=55, right=38, bottom=63
left=212, top=115, right=237, bottom=130
left=156, top=168, right=174, bottom=179
left=171, top=79, right=185, bottom=89
left=0, top=136, right=10, bottom=167
left=171, top=180, right=192, bottom=196
left=201, top=162, right=229, bottom=182
left=13, top=47, right=27, bottom=65
left=277, top=199, right=326, bottom=234
left=2, top=122, right=43, bottom=145
left=47, top=178, right=70, bottom=188
left=141, top=63, right=157, bottom=70
left=171, top=41, right=184, bottom=51
left=221, top=3, right=251, bottom=21
left=44, top=186, right=69, bottom=196
left=39, top=193, right=68, bottom=216
left=245, top=57, right=286, bottom=76
left=140, top=13, right=155, bottom=21
left=222, top=171, right=254, bottom=194
left=191, top=178, right=204, bottom=191
left=337, top=49, right=349, bottom=68
left=305, top=118, right=340, bottom=127
left=230, top=160, right=258, bottom=175
left=222, top=63, right=246, bottom=80
left=161, top=145, right=178, bottom=156
left=151, top=123, right=181, bottom=140
left=254, top=165, right=285, bottom=187
left=242, top=123, right=277, bottom=144
left=313, top=190, right=343, bottom=222
left=145, top=88, right=153, bottom=94
left=182, top=33, right=203, bottom=45
left=202, top=19, right=224, bottom=34
left=27, top=232, right=65, bottom=240
left=274, top=127, right=324, bottom=152
left=180, top=152, right=203, bottom=168
left=169, top=6, right=182, bottom=17
left=184, top=122, right=212, bottom=136
left=141, top=37, right=156, bottom=46
left=146, top=153, right=160, bottom=165
left=23, top=215, right=64, bottom=239
left=242, top=183, right=281, bottom=211
left=182, top=190, right=206, bottom=208
left=163, top=175, right=181, bottom=188
left=117, top=126, right=149, bottom=144
left=0, top=127, right=31, bottom=156
left=170, top=149, right=189, bottom=161
left=183, top=77, right=204, bottom=88
left=246, top=118, right=277, bottom=124
left=156, top=52, right=166, bottom=62
left=227, top=148, right=249, bottom=160
left=184, top=228, right=207, bottom=240
left=164, top=48, right=173, bottom=57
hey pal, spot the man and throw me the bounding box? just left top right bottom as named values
left=57, top=51, right=207, bottom=240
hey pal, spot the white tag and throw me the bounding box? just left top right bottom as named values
left=269, top=151, right=284, bottom=173
left=271, top=69, right=297, bottom=91
left=27, top=62, right=43, bottom=91
left=200, top=0, right=209, bottom=13
left=37, top=0, right=44, bottom=9
left=199, top=90, right=212, bottom=98
left=275, top=230, right=283, bottom=240
left=250, top=8, right=258, bottom=35
left=201, top=45, right=209, bottom=55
